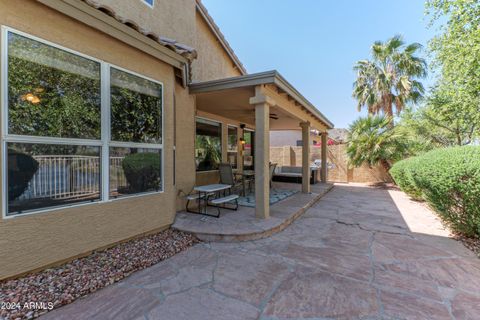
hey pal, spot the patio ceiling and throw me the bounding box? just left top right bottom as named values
left=190, top=71, right=334, bottom=131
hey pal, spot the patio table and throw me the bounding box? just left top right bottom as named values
left=191, top=184, right=232, bottom=217
left=235, top=170, right=255, bottom=196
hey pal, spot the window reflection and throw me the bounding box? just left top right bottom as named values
left=243, top=130, right=254, bottom=170
left=110, top=68, right=162, bottom=144
left=195, top=118, right=222, bottom=171
left=7, top=143, right=101, bottom=215
left=227, top=126, right=238, bottom=169
left=8, top=33, right=101, bottom=139
left=109, top=147, right=162, bottom=198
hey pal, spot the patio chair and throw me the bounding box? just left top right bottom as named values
left=269, top=162, right=277, bottom=188
left=219, top=163, right=243, bottom=195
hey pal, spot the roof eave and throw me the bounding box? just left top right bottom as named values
left=37, top=0, right=191, bottom=71
left=272, top=72, right=334, bottom=129
left=189, top=71, right=334, bottom=129
left=195, top=0, right=247, bottom=75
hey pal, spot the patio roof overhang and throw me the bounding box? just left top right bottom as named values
left=190, top=71, right=333, bottom=220
left=189, top=71, right=334, bottom=131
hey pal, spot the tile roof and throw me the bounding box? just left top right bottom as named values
left=82, top=0, right=198, bottom=61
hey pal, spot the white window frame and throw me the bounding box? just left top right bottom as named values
left=142, top=0, right=155, bottom=8
left=195, top=116, right=222, bottom=173
left=1, top=26, right=164, bottom=219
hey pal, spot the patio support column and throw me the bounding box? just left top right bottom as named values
left=300, top=122, right=311, bottom=193
left=321, top=131, right=328, bottom=183
left=250, top=86, right=274, bottom=219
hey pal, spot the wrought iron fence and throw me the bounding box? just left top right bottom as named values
left=19, top=155, right=127, bottom=200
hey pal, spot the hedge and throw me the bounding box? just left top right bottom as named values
left=8, top=151, right=39, bottom=201
left=389, top=156, right=423, bottom=200
left=122, top=152, right=161, bottom=193
left=390, top=146, right=480, bottom=238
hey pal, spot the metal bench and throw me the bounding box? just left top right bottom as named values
left=185, top=192, right=214, bottom=213
left=209, top=194, right=239, bottom=217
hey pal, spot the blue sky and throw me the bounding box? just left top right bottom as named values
left=202, top=0, right=437, bottom=128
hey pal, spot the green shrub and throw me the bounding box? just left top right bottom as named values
left=8, top=150, right=39, bottom=201
left=122, top=153, right=161, bottom=193
left=390, top=157, right=423, bottom=200
left=410, top=146, right=480, bottom=237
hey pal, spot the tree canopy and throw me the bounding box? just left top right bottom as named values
left=424, top=0, right=480, bottom=144
left=346, top=115, right=409, bottom=172
left=352, top=35, right=427, bottom=120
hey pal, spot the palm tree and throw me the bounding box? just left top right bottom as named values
left=347, top=116, right=409, bottom=175
left=353, top=35, right=427, bottom=124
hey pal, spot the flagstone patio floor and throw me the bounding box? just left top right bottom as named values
left=173, top=182, right=333, bottom=242
left=42, top=184, right=480, bottom=320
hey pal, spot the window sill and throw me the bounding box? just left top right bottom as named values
left=3, top=190, right=165, bottom=220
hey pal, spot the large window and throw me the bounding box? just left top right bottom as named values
left=109, top=68, right=163, bottom=198
left=195, top=118, right=221, bottom=171
left=7, top=144, right=101, bottom=214
left=2, top=28, right=163, bottom=217
left=110, top=68, right=162, bottom=144
left=227, top=126, right=238, bottom=169
left=7, top=33, right=101, bottom=139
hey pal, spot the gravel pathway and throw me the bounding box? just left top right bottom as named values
left=0, top=229, right=198, bottom=320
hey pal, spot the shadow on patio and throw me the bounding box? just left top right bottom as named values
left=42, top=183, right=480, bottom=320
left=172, top=182, right=333, bottom=242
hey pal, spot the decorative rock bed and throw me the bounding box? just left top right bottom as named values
left=0, top=229, right=199, bottom=320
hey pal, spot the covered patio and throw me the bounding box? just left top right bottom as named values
left=173, top=182, right=333, bottom=241
left=189, top=71, right=334, bottom=220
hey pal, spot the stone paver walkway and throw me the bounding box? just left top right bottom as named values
left=43, top=184, right=480, bottom=320
left=173, top=182, right=333, bottom=242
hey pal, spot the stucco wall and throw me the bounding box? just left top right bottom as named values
left=95, top=0, right=197, bottom=46
left=191, top=12, right=242, bottom=81
left=174, top=81, right=196, bottom=210
left=94, top=0, right=243, bottom=82
left=0, top=0, right=181, bottom=279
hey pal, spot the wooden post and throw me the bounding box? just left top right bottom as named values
left=321, top=132, right=328, bottom=183
left=300, top=122, right=311, bottom=193
left=250, top=86, right=274, bottom=219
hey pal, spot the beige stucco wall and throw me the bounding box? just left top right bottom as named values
left=95, top=0, right=197, bottom=46
left=0, top=0, right=184, bottom=280
left=174, top=82, right=196, bottom=210
left=191, top=12, right=242, bottom=81
left=94, top=0, right=243, bottom=82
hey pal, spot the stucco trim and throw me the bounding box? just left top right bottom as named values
left=37, top=0, right=190, bottom=71
left=195, top=0, right=247, bottom=75
left=189, top=71, right=334, bottom=129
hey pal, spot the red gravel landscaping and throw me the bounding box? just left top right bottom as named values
left=0, top=229, right=199, bottom=320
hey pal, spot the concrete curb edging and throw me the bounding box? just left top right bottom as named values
left=181, top=185, right=334, bottom=242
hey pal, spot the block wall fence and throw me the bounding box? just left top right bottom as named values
left=270, top=144, right=391, bottom=183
